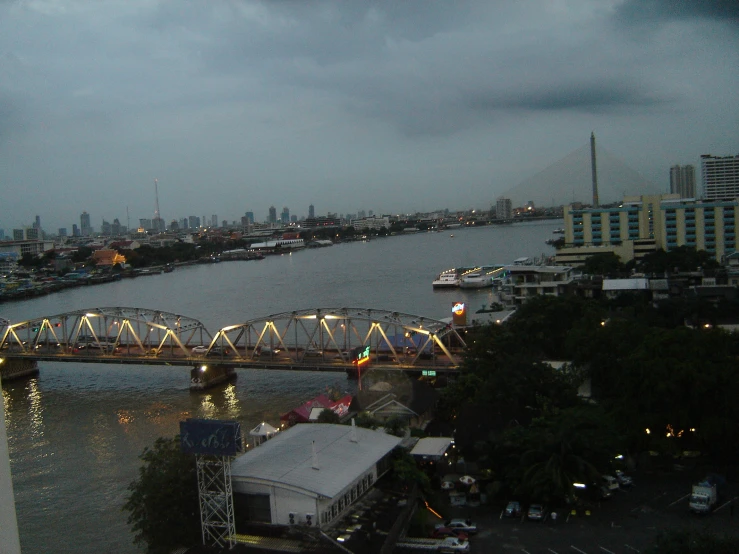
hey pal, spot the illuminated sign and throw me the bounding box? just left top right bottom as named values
left=180, top=419, right=243, bottom=456
left=452, top=302, right=467, bottom=326
left=422, top=370, right=437, bottom=377
left=352, top=345, right=371, bottom=366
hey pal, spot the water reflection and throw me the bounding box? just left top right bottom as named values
left=26, top=379, right=44, bottom=441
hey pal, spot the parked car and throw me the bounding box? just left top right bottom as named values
left=503, top=501, right=523, bottom=518
left=431, top=527, right=469, bottom=540
left=615, top=470, right=633, bottom=487
left=602, top=475, right=619, bottom=491
left=191, top=345, right=209, bottom=355
left=527, top=504, right=549, bottom=522
left=435, top=518, right=477, bottom=534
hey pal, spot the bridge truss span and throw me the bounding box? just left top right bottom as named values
left=0, top=307, right=211, bottom=357
left=211, top=307, right=467, bottom=368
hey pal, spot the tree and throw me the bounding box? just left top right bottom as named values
left=123, top=436, right=201, bottom=554
left=316, top=408, right=341, bottom=423
left=582, top=252, right=627, bottom=277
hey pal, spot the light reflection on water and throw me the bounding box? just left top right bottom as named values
left=1, top=222, right=558, bottom=553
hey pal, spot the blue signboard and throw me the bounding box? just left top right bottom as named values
left=180, top=418, right=243, bottom=456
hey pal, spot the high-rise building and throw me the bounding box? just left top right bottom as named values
left=189, top=216, right=200, bottom=229
left=12, top=229, right=23, bottom=241
left=58, top=228, right=67, bottom=237
left=670, top=165, right=696, bottom=198
left=245, top=211, right=254, bottom=224
left=180, top=218, right=189, bottom=230
left=111, top=219, right=121, bottom=236
left=101, top=220, right=112, bottom=235
left=309, top=204, right=315, bottom=219
left=80, top=211, right=92, bottom=236
left=281, top=207, right=290, bottom=224
left=72, top=224, right=80, bottom=237
left=557, top=193, right=739, bottom=265
left=496, top=197, right=513, bottom=220
left=211, top=214, right=218, bottom=227
left=139, top=218, right=152, bottom=231
left=268, top=206, right=277, bottom=223
left=33, top=215, right=41, bottom=231
left=701, top=154, right=739, bottom=201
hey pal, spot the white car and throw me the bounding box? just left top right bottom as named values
left=615, top=470, right=633, bottom=487
left=436, top=518, right=477, bottom=535
left=191, top=345, right=209, bottom=355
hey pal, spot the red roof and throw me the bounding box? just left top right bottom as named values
left=280, top=393, right=353, bottom=425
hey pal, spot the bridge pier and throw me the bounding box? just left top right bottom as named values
left=0, top=359, right=39, bottom=382
left=190, top=364, right=236, bottom=391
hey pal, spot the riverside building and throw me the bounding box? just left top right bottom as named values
left=701, top=154, right=739, bottom=201
left=556, top=194, right=738, bottom=265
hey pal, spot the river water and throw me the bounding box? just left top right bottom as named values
left=1, top=221, right=558, bottom=553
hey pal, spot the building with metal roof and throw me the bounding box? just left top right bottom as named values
left=231, top=423, right=401, bottom=531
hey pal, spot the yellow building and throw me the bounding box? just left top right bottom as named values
left=556, top=194, right=738, bottom=265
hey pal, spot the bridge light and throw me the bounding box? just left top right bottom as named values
left=55, top=323, right=62, bottom=327
left=200, top=365, right=207, bottom=372
left=85, top=313, right=97, bottom=317
left=32, top=327, right=39, bottom=332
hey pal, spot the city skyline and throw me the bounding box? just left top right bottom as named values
left=1, top=1, right=738, bottom=230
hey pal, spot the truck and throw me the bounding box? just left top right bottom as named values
left=395, top=536, right=470, bottom=551
left=689, top=474, right=724, bottom=514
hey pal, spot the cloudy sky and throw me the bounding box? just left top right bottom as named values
left=1, top=0, right=738, bottom=231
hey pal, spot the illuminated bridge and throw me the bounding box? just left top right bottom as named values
left=0, top=307, right=467, bottom=388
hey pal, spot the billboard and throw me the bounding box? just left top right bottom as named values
left=180, top=419, right=243, bottom=456
left=451, top=302, right=467, bottom=326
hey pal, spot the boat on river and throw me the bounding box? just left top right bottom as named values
left=432, top=270, right=460, bottom=289
left=459, top=272, right=494, bottom=289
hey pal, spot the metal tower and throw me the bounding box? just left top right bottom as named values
left=590, top=132, right=599, bottom=208
left=153, top=179, right=162, bottom=232
left=196, top=455, right=236, bottom=549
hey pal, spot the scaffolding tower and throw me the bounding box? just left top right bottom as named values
left=196, top=455, right=236, bottom=549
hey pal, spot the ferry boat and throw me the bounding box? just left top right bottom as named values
left=459, top=272, right=494, bottom=289
left=432, top=270, right=460, bottom=289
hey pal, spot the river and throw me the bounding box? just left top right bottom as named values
left=1, top=220, right=558, bottom=553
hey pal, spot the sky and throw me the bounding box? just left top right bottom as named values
left=1, top=0, right=738, bottom=232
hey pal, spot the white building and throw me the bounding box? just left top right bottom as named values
left=350, top=215, right=390, bottom=231
left=501, top=265, right=576, bottom=305
left=496, top=197, right=513, bottom=220
left=231, top=423, right=401, bottom=530
left=701, top=154, right=739, bottom=201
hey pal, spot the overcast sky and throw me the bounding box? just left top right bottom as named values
left=1, top=0, right=738, bottom=231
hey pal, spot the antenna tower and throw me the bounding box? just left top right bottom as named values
left=154, top=179, right=162, bottom=231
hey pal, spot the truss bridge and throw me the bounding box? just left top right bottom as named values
left=0, top=307, right=467, bottom=387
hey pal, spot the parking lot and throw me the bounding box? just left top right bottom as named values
left=438, top=471, right=739, bottom=553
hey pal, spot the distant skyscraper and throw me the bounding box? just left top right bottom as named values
left=188, top=216, right=200, bottom=229
left=669, top=165, right=696, bottom=198
left=281, top=206, right=290, bottom=224
left=245, top=211, right=254, bottom=224
left=72, top=224, right=80, bottom=237
left=58, top=228, right=67, bottom=237
left=33, top=215, right=41, bottom=230
left=309, top=204, right=315, bottom=219
left=268, top=206, right=277, bottom=223
left=496, top=197, right=512, bottom=220
left=211, top=214, right=218, bottom=228
left=111, top=218, right=121, bottom=236
left=13, top=229, right=23, bottom=241
left=80, top=211, right=92, bottom=236
left=701, top=154, right=739, bottom=201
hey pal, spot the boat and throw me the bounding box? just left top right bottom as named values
left=459, top=272, right=494, bottom=289
left=432, top=270, right=460, bottom=289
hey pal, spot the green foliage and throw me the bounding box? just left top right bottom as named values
left=392, top=450, right=431, bottom=494
left=354, top=412, right=380, bottom=430
left=582, top=252, right=628, bottom=277
left=316, top=408, right=341, bottom=424
left=123, top=436, right=200, bottom=554
left=70, top=246, right=93, bottom=263
left=638, top=246, right=719, bottom=275
left=124, top=243, right=199, bottom=268
left=384, top=416, right=408, bottom=437
left=645, top=528, right=739, bottom=554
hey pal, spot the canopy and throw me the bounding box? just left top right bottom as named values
left=249, top=422, right=279, bottom=437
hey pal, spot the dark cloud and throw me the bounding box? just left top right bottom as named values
left=468, top=82, right=671, bottom=113
left=615, top=0, right=739, bottom=25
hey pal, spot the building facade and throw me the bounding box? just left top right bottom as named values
left=80, top=212, right=92, bottom=236
left=496, top=197, right=513, bottom=220
left=701, top=154, right=739, bottom=201
left=557, top=194, right=739, bottom=265
left=670, top=164, right=696, bottom=198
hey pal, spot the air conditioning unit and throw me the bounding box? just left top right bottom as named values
left=288, top=512, right=296, bottom=525
left=305, top=513, right=314, bottom=526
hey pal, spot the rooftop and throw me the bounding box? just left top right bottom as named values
left=231, top=423, right=402, bottom=499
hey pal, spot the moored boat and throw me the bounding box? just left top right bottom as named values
left=459, top=272, right=494, bottom=289
left=432, top=270, right=460, bottom=289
